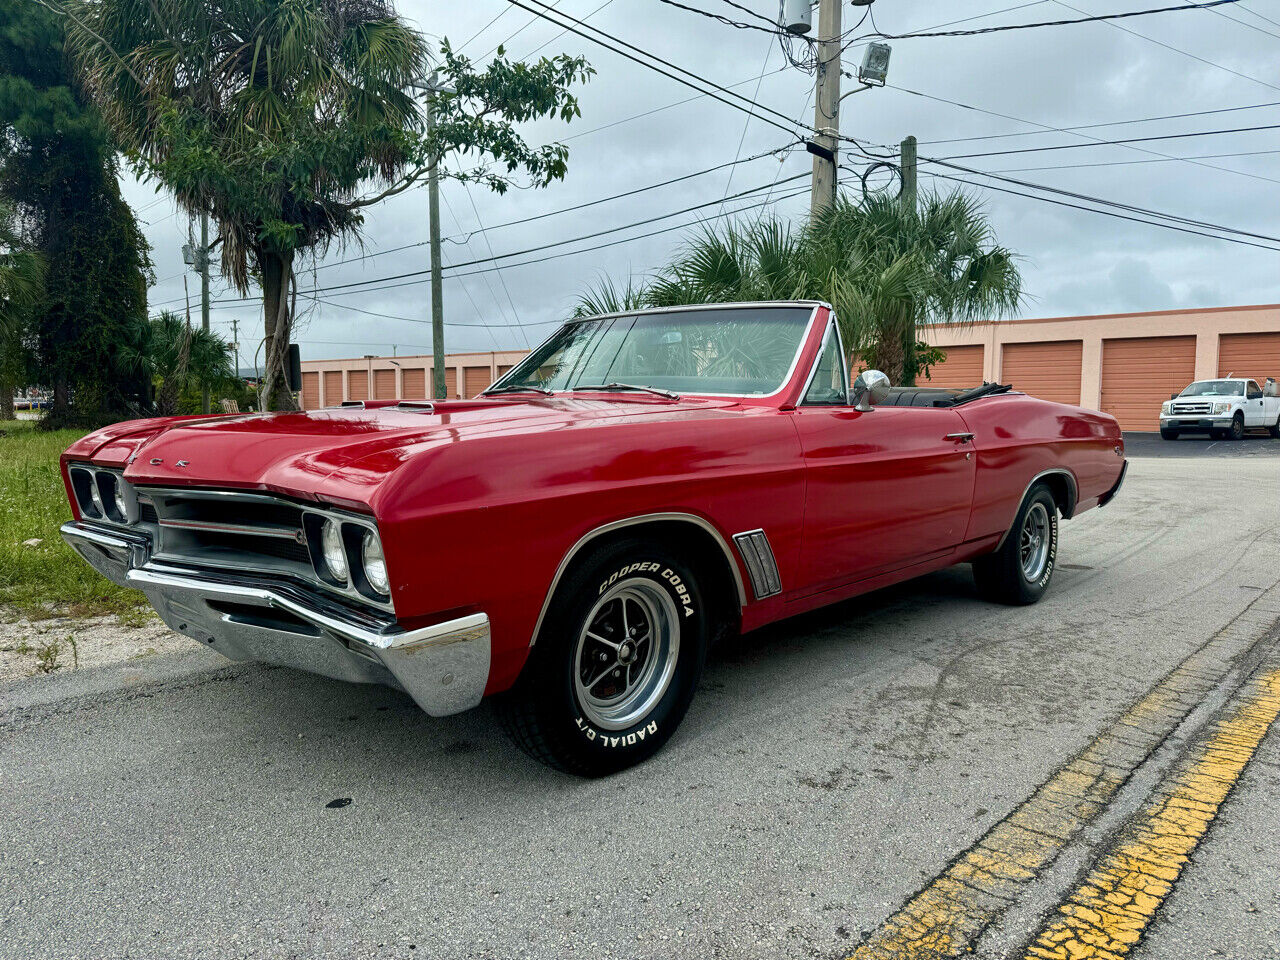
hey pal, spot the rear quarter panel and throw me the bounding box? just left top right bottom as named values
left=957, top=394, right=1124, bottom=543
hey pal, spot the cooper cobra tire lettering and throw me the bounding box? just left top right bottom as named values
left=1035, top=512, right=1059, bottom=589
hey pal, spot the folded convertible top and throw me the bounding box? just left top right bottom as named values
left=880, top=382, right=1015, bottom=408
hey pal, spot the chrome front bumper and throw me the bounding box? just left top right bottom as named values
left=60, top=521, right=490, bottom=716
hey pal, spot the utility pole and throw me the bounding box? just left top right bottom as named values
left=809, top=0, right=842, bottom=218
left=200, top=212, right=211, bottom=413
left=900, top=136, right=917, bottom=210
left=425, top=78, right=447, bottom=401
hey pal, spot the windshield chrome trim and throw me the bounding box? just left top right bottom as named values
left=488, top=303, right=824, bottom=402
left=798, top=314, right=851, bottom=406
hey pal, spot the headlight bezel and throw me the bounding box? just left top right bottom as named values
left=68, top=464, right=138, bottom=526
left=1161, top=401, right=1171, bottom=416
left=361, top=530, right=390, bottom=597
left=301, top=510, right=392, bottom=606
left=1212, top=401, right=1233, bottom=414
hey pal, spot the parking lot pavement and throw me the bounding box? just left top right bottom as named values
left=1125, top=430, right=1280, bottom=457
left=3, top=456, right=1280, bottom=960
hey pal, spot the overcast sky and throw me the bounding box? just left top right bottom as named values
left=122, top=0, right=1280, bottom=366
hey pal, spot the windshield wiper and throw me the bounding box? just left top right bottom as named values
left=480, top=384, right=553, bottom=397
left=571, top=382, right=681, bottom=400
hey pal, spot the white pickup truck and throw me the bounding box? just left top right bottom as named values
left=1160, top=376, right=1280, bottom=440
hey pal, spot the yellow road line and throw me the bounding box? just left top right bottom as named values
left=1022, top=668, right=1280, bottom=960
left=847, top=588, right=1280, bottom=960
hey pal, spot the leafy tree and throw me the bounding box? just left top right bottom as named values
left=0, top=204, right=45, bottom=420
left=579, top=190, right=1022, bottom=386
left=118, top=310, right=237, bottom=415
left=63, top=0, right=593, bottom=410
left=0, top=0, right=152, bottom=426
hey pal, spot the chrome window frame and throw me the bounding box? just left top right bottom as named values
left=487, top=301, right=826, bottom=401
left=798, top=315, right=851, bottom=406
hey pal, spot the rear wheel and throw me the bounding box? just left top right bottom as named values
left=973, top=485, right=1059, bottom=606
left=498, top=538, right=709, bottom=776
left=1269, top=416, right=1280, bottom=439
left=1228, top=413, right=1245, bottom=441
left=1159, top=427, right=1179, bottom=440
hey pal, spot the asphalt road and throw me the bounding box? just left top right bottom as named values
left=4, top=456, right=1280, bottom=960
left=1125, top=429, right=1280, bottom=457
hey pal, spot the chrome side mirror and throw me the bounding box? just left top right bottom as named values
left=851, top=369, right=891, bottom=412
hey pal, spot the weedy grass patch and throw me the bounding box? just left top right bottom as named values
left=0, top=422, right=149, bottom=620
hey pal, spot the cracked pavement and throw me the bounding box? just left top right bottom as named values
left=3, top=453, right=1280, bottom=959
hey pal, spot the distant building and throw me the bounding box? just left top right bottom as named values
left=298, top=304, right=1280, bottom=432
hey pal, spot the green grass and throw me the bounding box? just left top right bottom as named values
left=0, top=421, right=149, bottom=621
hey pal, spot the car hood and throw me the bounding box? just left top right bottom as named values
left=88, top=396, right=745, bottom=507
left=1173, top=394, right=1242, bottom=400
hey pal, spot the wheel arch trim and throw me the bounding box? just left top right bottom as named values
left=994, top=468, right=1079, bottom=551
left=529, top=512, right=748, bottom=647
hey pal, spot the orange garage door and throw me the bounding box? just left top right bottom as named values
left=1101, top=336, right=1196, bottom=431
left=1218, top=332, right=1280, bottom=385
left=348, top=371, right=369, bottom=402
left=373, top=368, right=396, bottom=400
left=435, top=367, right=458, bottom=399
left=1001, top=340, right=1082, bottom=405
left=322, top=371, right=343, bottom=406
left=464, top=365, right=491, bottom=398
left=301, top=372, right=320, bottom=410
left=923, top=344, right=984, bottom=389
left=401, top=367, right=426, bottom=399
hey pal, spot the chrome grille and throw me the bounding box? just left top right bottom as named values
left=1171, top=401, right=1212, bottom=415
left=140, top=487, right=391, bottom=612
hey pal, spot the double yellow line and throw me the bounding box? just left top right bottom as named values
left=849, top=588, right=1280, bottom=960
left=1024, top=668, right=1280, bottom=960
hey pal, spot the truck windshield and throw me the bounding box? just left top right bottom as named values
left=1179, top=380, right=1244, bottom=397
left=493, top=306, right=815, bottom=397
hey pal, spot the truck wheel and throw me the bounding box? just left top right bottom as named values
left=498, top=537, right=708, bottom=776
left=1159, top=427, right=1179, bottom=440
left=1269, top=416, right=1280, bottom=439
left=1228, top=413, right=1245, bottom=441
left=972, top=484, right=1058, bottom=606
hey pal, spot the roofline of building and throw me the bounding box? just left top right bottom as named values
left=928, top=301, right=1280, bottom=330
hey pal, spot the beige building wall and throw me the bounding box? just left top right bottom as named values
left=927, top=303, right=1280, bottom=412
left=299, top=350, right=530, bottom=408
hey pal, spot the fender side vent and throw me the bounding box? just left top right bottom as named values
left=733, top=529, right=781, bottom=600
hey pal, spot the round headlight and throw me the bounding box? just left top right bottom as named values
left=362, top=531, right=389, bottom=596
left=321, top=520, right=348, bottom=582
left=89, top=477, right=105, bottom=516
left=112, top=481, right=129, bottom=522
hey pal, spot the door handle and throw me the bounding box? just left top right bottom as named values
left=946, top=432, right=975, bottom=444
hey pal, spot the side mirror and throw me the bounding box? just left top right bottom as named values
left=1170, top=392, right=1179, bottom=401
left=851, top=369, right=891, bottom=412
left=286, top=343, right=302, bottom=393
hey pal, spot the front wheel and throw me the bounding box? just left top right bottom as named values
left=1160, top=427, right=1179, bottom=440
left=973, top=484, right=1059, bottom=605
left=1228, top=413, right=1245, bottom=441
left=498, top=538, right=709, bottom=776
left=1269, top=416, right=1280, bottom=439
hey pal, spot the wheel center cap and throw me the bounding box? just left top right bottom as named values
left=618, top=642, right=634, bottom=662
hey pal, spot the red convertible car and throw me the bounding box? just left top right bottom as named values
left=61, top=301, right=1126, bottom=775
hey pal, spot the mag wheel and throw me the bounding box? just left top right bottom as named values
left=1228, top=413, right=1245, bottom=441
left=972, top=484, right=1059, bottom=605
left=499, top=537, right=708, bottom=776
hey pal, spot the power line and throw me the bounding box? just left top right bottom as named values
left=936, top=121, right=1280, bottom=161
left=653, top=0, right=791, bottom=38
left=910, top=92, right=1280, bottom=146
left=1180, top=0, right=1280, bottom=40
left=521, top=0, right=617, bottom=60
left=919, top=166, right=1280, bottom=253
left=986, top=146, right=1280, bottom=173
left=302, top=144, right=794, bottom=276
left=1048, top=0, right=1280, bottom=94
left=858, top=0, right=1240, bottom=38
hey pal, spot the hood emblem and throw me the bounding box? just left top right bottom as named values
left=176, top=460, right=190, bottom=468
left=149, top=458, right=163, bottom=465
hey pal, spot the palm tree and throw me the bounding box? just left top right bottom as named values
left=0, top=206, right=45, bottom=420
left=118, top=311, right=237, bottom=416
left=65, top=0, right=590, bottom=410
left=805, top=191, right=1022, bottom=384
left=574, top=189, right=1022, bottom=387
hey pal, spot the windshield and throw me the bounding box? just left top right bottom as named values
left=495, top=306, right=815, bottom=397
left=1179, top=380, right=1244, bottom=397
